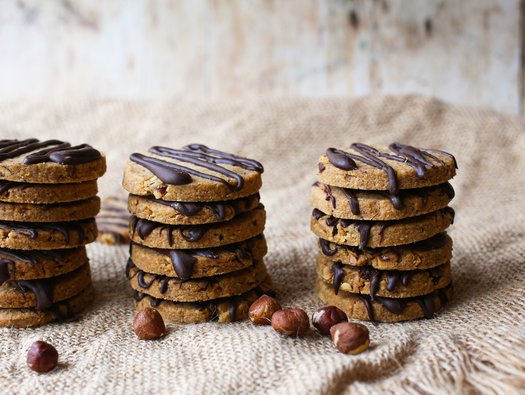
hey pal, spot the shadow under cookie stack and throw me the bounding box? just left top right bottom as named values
left=311, top=143, right=457, bottom=323
left=123, top=144, right=272, bottom=323
left=0, top=139, right=106, bottom=327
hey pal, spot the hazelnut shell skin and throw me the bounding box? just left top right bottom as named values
left=249, top=295, right=282, bottom=325
left=312, top=306, right=348, bottom=335
left=27, top=341, right=59, bottom=373
left=133, top=308, right=166, bottom=340
left=330, top=322, right=370, bottom=355
left=271, top=308, right=310, bottom=336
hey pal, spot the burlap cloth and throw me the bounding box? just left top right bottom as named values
left=0, top=96, right=524, bottom=394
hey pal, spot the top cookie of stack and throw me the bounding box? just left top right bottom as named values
left=123, top=144, right=272, bottom=324
left=311, top=143, right=457, bottom=323
left=0, top=138, right=106, bottom=327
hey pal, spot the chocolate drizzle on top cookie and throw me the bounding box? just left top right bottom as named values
left=0, top=139, right=101, bottom=165
left=130, top=144, right=263, bottom=190
left=325, top=143, right=456, bottom=195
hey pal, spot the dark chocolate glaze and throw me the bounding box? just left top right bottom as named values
left=319, top=239, right=338, bottom=256
left=331, top=262, right=344, bottom=295
left=312, top=209, right=324, bottom=220
left=318, top=162, right=326, bottom=172
left=326, top=143, right=456, bottom=195
left=342, top=189, right=360, bottom=215
left=167, top=250, right=197, bottom=281
left=0, top=139, right=101, bottom=165
left=16, top=279, right=53, bottom=310
left=130, top=144, right=263, bottom=190
left=0, top=258, right=11, bottom=285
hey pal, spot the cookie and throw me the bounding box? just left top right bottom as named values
left=128, top=193, right=261, bottom=225
left=127, top=259, right=268, bottom=302
left=311, top=207, right=454, bottom=249
left=317, top=232, right=452, bottom=270
left=0, top=180, right=98, bottom=204
left=316, top=279, right=452, bottom=323
left=311, top=182, right=454, bottom=221
left=317, top=143, right=456, bottom=194
left=134, top=276, right=274, bottom=324
left=0, top=139, right=106, bottom=183
left=0, top=219, right=97, bottom=250
left=0, top=284, right=94, bottom=328
left=0, top=264, right=91, bottom=309
left=96, top=196, right=130, bottom=245
left=123, top=144, right=263, bottom=202
left=130, top=235, right=267, bottom=280
left=317, top=258, right=451, bottom=299
left=0, top=247, right=87, bottom=282
left=0, top=197, right=100, bottom=223
left=130, top=205, right=266, bottom=249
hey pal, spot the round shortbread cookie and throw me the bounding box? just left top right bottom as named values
left=0, top=264, right=91, bottom=309
left=127, top=259, right=268, bottom=302
left=317, top=143, right=456, bottom=193
left=128, top=193, right=260, bottom=225
left=0, top=139, right=106, bottom=183
left=130, top=206, right=266, bottom=249
left=317, top=257, right=451, bottom=299
left=0, top=180, right=98, bottom=204
left=317, top=232, right=452, bottom=270
left=317, top=279, right=452, bottom=323
left=0, top=219, right=97, bottom=250
left=0, top=197, right=100, bottom=223
left=123, top=144, right=263, bottom=202
left=311, top=181, right=454, bottom=221
left=130, top=235, right=267, bottom=280
left=0, top=285, right=94, bottom=328
left=133, top=276, right=274, bottom=324
left=311, top=207, right=454, bottom=249
left=0, top=247, right=87, bottom=281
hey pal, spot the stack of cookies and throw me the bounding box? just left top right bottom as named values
left=0, top=138, right=106, bottom=327
left=311, top=143, right=457, bottom=322
left=123, top=144, right=272, bottom=323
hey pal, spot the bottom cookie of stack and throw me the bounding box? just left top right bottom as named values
left=127, top=259, right=271, bottom=324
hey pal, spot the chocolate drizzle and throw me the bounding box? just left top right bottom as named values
left=16, top=279, right=54, bottom=310
left=0, top=258, right=11, bottom=285
left=130, top=144, right=263, bottom=190
left=0, top=181, right=26, bottom=196
left=319, top=239, right=338, bottom=256
left=342, top=189, right=360, bottom=215
left=167, top=250, right=197, bottom=281
left=0, top=139, right=101, bottom=165
left=331, top=262, right=344, bottom=294
left=326, top=143, right=456, bottom=195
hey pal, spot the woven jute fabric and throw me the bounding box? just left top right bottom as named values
left=0, top=96, right=524, bottom=394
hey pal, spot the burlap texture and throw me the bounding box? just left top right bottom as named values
left=0, top=96, right=524, bottom=394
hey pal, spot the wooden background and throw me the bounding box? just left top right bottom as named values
left=0, top=0, right=522, bottom=114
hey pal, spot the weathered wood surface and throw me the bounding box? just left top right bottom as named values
left=0, top=0, right=521, bottom=114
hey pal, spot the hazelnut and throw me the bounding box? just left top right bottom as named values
left=271, top=308, right=310, bottom=336
left=133, top=308, right=166, bottom=340
left=312, top=306, right=348, bottom=335
left=26, top=341, right=58, bottom=373
left=249, top=295, right=282, bottom=325
left=330, top=322, right=369, bottom=355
